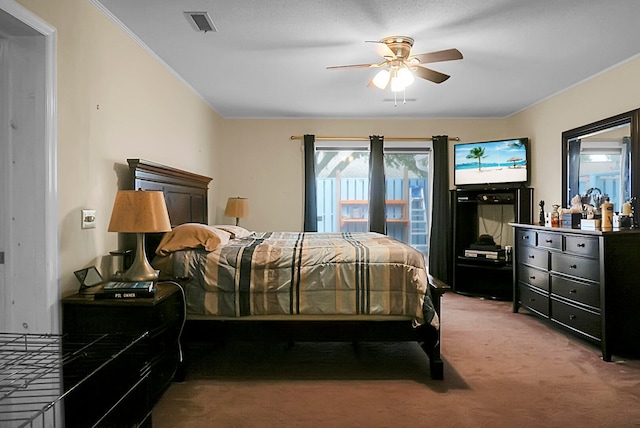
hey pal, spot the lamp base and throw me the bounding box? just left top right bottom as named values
left=122, top=233, right=158, bottom=282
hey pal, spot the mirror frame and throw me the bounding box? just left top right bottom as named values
left=562, top=108, right=640, bottom=209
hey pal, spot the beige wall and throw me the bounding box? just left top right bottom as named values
left=507, top=55, right=640, bottom=207
left=217, top=118, right=509, bottom=231
left=220, top=50, right=640, bottom=231
left=17, top=0, right=222, bottom=296
left=14, top=0, right=640, bottom=299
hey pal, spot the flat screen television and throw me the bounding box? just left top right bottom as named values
left=454, top=137, right=529, bottom=188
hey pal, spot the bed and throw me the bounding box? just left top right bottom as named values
left=126, top=159, right=447, bottom=380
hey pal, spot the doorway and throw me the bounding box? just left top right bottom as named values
left=0, top=1, right=58, bottom=333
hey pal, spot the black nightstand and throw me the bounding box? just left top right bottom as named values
left=61, top=282, right=185, bottom=427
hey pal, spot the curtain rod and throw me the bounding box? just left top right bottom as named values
left=290, top=135, right=460, bottom=142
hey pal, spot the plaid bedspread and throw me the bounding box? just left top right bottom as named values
left=164, top=232, right=438, bottom=328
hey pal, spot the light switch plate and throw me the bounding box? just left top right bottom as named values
left=82, top=209, right=96, bottom=229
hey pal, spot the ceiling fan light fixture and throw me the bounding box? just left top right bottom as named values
left=390, top=69, right=411, bottom=92
left=372, top=69, right=391, bottom=89
left=397, top=66, right=414, bottom=86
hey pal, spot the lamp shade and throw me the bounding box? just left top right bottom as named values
left=225, top=197, right=249, bottom=218
left=108, top=190, right=171, bottom=233
left=372, top=69, right=391, bottom=89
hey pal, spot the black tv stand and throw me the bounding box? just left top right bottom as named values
left=451, top=187, right=533, bottom=300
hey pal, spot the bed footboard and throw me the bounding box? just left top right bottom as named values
left=180, top=279, right=448, bottom=381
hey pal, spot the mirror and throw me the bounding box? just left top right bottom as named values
left=562, top=109, right=640, bottom=213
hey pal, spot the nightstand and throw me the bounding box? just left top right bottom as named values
left=61, top=282, right=185, bottom=427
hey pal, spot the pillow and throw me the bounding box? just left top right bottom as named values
left=155, top=223, right=231, bottom=256
left=212, top=224, right=253, bottom=239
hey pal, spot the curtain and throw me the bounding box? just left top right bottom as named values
left=368, top=135, right=386, bottom=234
left=428, top=135, right=450, bottom=285
left=303, top=134, right=318, bottom=232
left=622, top=136, right=631, bottom=202
left=567, top=139, right=581, bottom=205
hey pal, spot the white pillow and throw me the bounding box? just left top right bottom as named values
left=212, top=225, right=253, bottom=239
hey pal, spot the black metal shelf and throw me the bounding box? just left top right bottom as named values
left=0, top=331, right=147, bottom=427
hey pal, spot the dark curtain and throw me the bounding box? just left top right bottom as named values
left=622, top=136, right=631, bottom=202
left=428, top=135, right=450, bottom=285
left=303, top=134, right=318, bottom=232
left=368, top=135, right=386, bottom=234
left=567, top=139, right=581, bottom=205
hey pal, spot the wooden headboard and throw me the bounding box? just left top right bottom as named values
left=127, top=159, right=212, bottom=257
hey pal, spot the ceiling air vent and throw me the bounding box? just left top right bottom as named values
left=184, top=11, right=217, bottom=33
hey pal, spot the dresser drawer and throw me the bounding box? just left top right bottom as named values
left=517, top=246, right=548, bottom=270
left=537, top=231, right=562, bottom=251
left=551, top=298, right=601, bottom=340
left=519, top=284, right=549, bottom=316
left=516, top=228, right=536, bottom=247
left=518, top=264, right=549, bottom=292
left=564, top=235, right=599, bottom=258
left=550, top=274, right=600, bottom=309
left=550, top=252, right=600, bottom=282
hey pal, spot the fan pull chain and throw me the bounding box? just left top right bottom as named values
left=393, top=89, right=408, bottom=108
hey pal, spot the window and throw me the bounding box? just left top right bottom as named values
left=312, top=140, right=432, bottom=255
left=578, top=139, right=628, bottom=209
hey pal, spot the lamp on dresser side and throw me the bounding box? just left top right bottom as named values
left=225, top=197, right=249, bottom=226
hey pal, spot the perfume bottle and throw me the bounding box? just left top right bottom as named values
left=601, top=197, right=613, bottom=229
left=551, top=204, right=560, bottom=227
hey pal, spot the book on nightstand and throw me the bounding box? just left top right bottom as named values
left=94, top=281, right=156, bottom=299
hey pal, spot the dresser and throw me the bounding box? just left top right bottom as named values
left=511, top=223, right=640, bottom=361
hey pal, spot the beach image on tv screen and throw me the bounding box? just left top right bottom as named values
left=454, top=139, right=527, bottom=185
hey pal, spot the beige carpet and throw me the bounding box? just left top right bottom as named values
left=152, top=292, right=640, bottom=427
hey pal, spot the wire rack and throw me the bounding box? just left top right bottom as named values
left=0, top=332, right=147, bottom=428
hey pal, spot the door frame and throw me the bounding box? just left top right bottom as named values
left=0, top=0, right=58, bottom=333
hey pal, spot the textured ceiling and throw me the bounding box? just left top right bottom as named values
left=94, top=0, right=640, bottom=119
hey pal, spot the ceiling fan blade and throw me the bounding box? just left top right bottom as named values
left=326, top=63, right=377, bottom=70
left=365, top=40, right=396, bottom=59
left=414, top=65, right=450, bottom=84
left=411, top=48, right=463, bottom=64
left=326, top=60, right=387, bottom=70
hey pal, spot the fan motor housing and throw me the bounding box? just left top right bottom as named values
left=381, top=36, right=414, bottom=59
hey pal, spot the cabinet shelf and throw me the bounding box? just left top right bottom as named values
left=451, top=187, right=533, bottom=300
left=457, top=256, right=511, bottom=269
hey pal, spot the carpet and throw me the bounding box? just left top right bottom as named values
left=152, top=292, right=640, bottom=427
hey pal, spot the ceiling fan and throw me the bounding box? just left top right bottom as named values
left=327, top=36, right=463, bottom=92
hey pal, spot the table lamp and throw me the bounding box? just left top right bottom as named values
left=108, top=190, right=171, bottom=282
left=224, top=197, right=248, bottom=226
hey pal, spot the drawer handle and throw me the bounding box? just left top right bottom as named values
left=569, top=315, right=577, bottom=320
left=577, top=243, right=585, bottom=248
left=569, top=264, right=577, bottom=269
left=529, top=275, right=536, bottom=280
left=523, top=235, right=529, bottom=240
left=528, top=298, right=536, bottom=302
left=545, top=239, right=553, bottom=243
left=528, top=255, right=535, bottom=259
left=569, top=289, right=577, bottom=294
